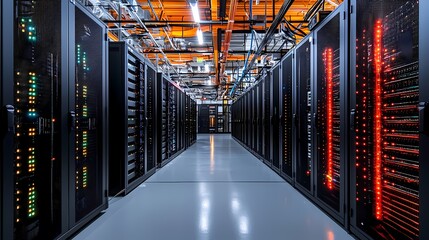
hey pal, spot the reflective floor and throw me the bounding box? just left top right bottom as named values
left=73, top=134, right=354, bottom=240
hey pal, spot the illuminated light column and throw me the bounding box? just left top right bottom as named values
left=373, top=20, right=383, bottom=220
left=324, top=48, right=334, bottom=190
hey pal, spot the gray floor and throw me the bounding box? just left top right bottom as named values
left=73, top=134, right=354, bottom=240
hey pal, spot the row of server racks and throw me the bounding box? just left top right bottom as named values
left=0, top=2, right=197, bottom=240
left=108, top=42, right=197, bottom=196
left=232, top=1, right=429, bottom=239
left=198, top=104, right=231, bottom=133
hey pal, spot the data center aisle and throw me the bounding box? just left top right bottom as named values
left=73, top=134, right=353, bottom=240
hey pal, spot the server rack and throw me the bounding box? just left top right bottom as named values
left=294, top=34, right=314, bottom=195
left=108, top=42, right=154, bottom=196
left=251, top=86, right=255, bottom=152
left=350, top=0, right=422, bottom=239
left=280, top=52, right=294, bottom=182
left=145, top=62, right=157, bottom=172
left=257, top=81, right=263, bottom=155
left=270, top=64, right=280, bottom=170
left=71, top=5, right=109, bottom=229
left=158, top=74, right=168, bottom=165
left=190, top=99, right=197, bottom=143
left=1, top=1, right=15, bottom=239
left=198, top=104, right=209, bottom=133
left=420, top=1, right=429, bottom=237
left=167, top=81, right=177, bottom=157
left=1, top=2, right=108, bottom=239
left=313, top=4, right=347, bottom=224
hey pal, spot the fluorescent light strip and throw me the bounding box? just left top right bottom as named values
left=197, top=28, right=203, bottom=45
left=190, top=3, right=200, bottom=23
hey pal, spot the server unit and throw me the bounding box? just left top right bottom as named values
left=1, top=1, right=14, bottom=239
left=270, top=63, right=280, bottom=170
left=167, top=81, right=176, bottom=157
left=1, top=1, right=108, bottom=239
left=280, top=52, right=294, bottom=182
left=294, top=34, right=314, bottom=195
left=313, top=4, right=347, bottom=223
left=145, top=62, right=158, bottom=172
left=350, top=0, right=423, bottom=239
left=108, top=42, right=155, bottom=196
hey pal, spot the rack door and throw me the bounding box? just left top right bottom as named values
left=350, top=0, right=420, bottom=239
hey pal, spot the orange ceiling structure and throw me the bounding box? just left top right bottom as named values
left=87, top=0, right=342, bottom=99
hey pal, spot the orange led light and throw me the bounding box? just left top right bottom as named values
left=324, top=48, right=334, bottom=190
left=373, top=20, right=383, bottom=221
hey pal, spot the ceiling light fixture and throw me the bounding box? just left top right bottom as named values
left=190, top=2, right=200, bottom=23
left=197, top=28, right=204, bottom=45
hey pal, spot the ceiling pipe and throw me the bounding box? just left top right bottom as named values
left=126, top=4, right=185, bottom=84
left=219, top=0, right=239, bottom=86
left=229, top=0, right=295, bottom=96
left=211, top=0, right=220, bottom=86
left=146, top=0, right=178, bottom=50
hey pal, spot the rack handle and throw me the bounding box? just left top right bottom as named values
left=2, top=105, right=15, bottom=134
left=69, top=111, right=76, bottom=132
left=419, top=102, right=429, bottom=135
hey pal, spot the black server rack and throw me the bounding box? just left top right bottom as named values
left=191, top=99, right=197, bottom=143
left=108, top=42, right=154, bottom=196
left=71, top=5, right=108, bottom=227
left=270, top=64, right=280, bottom=170
left=1, top=1, right=15, bottom=239
left=158, top=75, right=168, bottom=165
left=257, top=81, right=263, bottom=155
left=350, top=0, right=422, bottom=239
left=246, top=90, right=251, bottom=149
left=313, top=5, right=347, bottom=223
left=294, top=34, right=314, bottom=194
left=145, top=62, right=157, bottom=172
left=184, top=96, right=189, bottom=148
left=420, top=1, right=429, bottom=238
left=0, top=1, right=108, bottom=239
left=251, top=86, right=255, bottom=152
left=167, top=81, right=177, bottom=157
left=198, top=104, right=209, bottom=133
left=280, top=52, right=294, bottom=181
left=208, top=105, right=217, bottom=133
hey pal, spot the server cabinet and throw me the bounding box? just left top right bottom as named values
left=108, top=42, right=151, bottom=196
left=145, top=63, right=157, bottom=171
left=190, top=99, right=197, bottom=143
left=11, top=1, right=66, bottom=237
left=420, top=1, right=429, bottom=237
left=270, top=64, right=280, bottom=170
left=70, top=2, right=108, bottom=232
left=198, top=104, right=209, bottom=133
left=262, top=72, right=271, bottom=160
left=280, top=52, right=294, bottom=181
left=350, top=0, right=421, bottom=239
left=313, top=5, right=347, bottom=223
left=159, top=76, right=168, bottom=164
left=1, top=1, right=14, bottom=239
left=167, top=81, right=177, bottom=157
left=294, top=34, right=314, bottom=194
left=257, top=82, right=263, bottom=155
left=0, top=1, right=108, bottom=239
left=252, top=87, right=254, bottom=150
